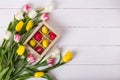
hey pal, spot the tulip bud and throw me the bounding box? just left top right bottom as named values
left=34, top=72, right=44, bottom=78
left=43, top=0, right=55, bottom=13
left=4, top=30, right=12, bottom=40
left=62, top=51, right=73, bottom=63
left=15, top=11, right=24, bottom=20
left=15, top=21, right=24, bottom=32
left=27, top=54, right=37, bottom=64
left=22, top=4, right=31, bottom=13
left=26, top=20, right=34, bottom=31
left=40, top=13, right=49, bottom=21
left=47, top=58, right=55, bottom=66
left=51, top=47, right=60, bottom=58
left=28, top=10, right=37, bottom=19
left=16, top=45, right=25, bottom=56
left=14, top=34, right=21, bottom=43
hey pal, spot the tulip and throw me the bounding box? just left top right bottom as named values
left=4, top=30, right=12, bottom=40
left=47, top=58, right=55, bottom=66
left=40, top=13, right=49, bottom=21
left=62, top=51, right=73, bottom=63
left=27, top=54, right=37, bottom=64
left=28, top=10, right=37, bottom=19
left=34, top=72, right=44, bottom=78
left=16, top=45, right=25, bottom=56
left=26, top=20, right=34, bottom=31
left=15, top=21, right=24, bottom=32
left=22, top=4, right=31, bottom=13
left=15, top=11, right=24, bottom=20
left=51, top=47, right=60, bottom=58
left=14, top=34, right=21, bottom=43
left=43, top=0, right=55, bottom=13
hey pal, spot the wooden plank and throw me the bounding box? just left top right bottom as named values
left=49, top=9, right=120, bottom=28
left=57, top=28, right=120, bottom=45
left=0, top=0, right=120, bottom=9
left=28, top=65, right=120, bottom=80
left=60, top=45, right=120, bottom=64
left=1, top=27, right=120, bottom=45
left=1, top=9, right=120, bottom=27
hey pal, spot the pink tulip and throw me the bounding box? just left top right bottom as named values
left=41, top=13, right=49, bottom=21
left=47, top=58, right=55, bottom=66
left=27, top=54, right=37, bottom=64
left=22, top=4, right=31, bottom=13
left=14, top=34, right=21, bottom=43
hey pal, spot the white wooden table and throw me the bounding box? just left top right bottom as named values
left=0, top=0, right=120, bottom=80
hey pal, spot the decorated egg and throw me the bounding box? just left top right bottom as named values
left=34, top=32, right=42, bottom=42
left=42, top=39, right=49, bottom=48
left=49, top=32, right=56, bottom=40
left=35, top=46, right=44, bottom=54
left=41, top=26, right=48, bottom=34
left=29, top=39, right=36, bottom=47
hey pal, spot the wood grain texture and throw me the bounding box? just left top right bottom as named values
left=1, top=9, right=120, bottom=27
left=0, top=0, right=120, bottom=9
left=0, top=0, right=120, bottom=80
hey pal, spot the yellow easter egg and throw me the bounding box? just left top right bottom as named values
left=42, top=39, right=49, bottom=48
left=29, top=39, right=36, bottom=47
left=41, top=26, right=48, bottom=34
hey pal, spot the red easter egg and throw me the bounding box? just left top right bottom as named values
left=35, top=46, right=44, bottom=55
left=49, top=32, right=56, bottom=40
left=34, top=32, right=42, bottom=42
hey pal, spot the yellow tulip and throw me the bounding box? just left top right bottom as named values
left=26, top=20, right=34, bottom=31
left=16, top=45, right=25, bottom=55
left=34, top=72, right=44, bottom=78
left=15, top=21, right=24, bottom=32
left=62, top=51, right=73, bottom=63
left=29, top=39, right=36, bottom=47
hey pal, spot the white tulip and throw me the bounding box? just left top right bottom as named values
left=15, top=11, right=24, bottom=20
left=43, top=0, right=55, bottom=13
left=51, top=47, right=60, bottom=58
left=4, top=30, right=12, bottom=40
left=28, top=10, right=37, bottom=19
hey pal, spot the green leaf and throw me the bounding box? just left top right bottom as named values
left=13, top=59, right=26, bottom=75
left=20, top=29, right=33, bottom=44
left=36, top=8, right=44, bottom=13
left=15, top=73, right=33, bottom=80
left=7, top=22, right=12, bottom=31
left=4, top=66, right=14, bottom=80
left=0, top=67, right=9, bottom=80
left=43, top=74, right=53, bottom=80
left=11, top=68, right=27, bottom=80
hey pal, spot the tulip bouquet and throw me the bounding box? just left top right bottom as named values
left=0, top=1, right=73, bottom=80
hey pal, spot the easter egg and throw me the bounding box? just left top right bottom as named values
left=35, top=46, right=44, bottom=54
left=34, top=32, right=42, bottom=42
left=49, top=32, right=56, bottom=40
left=29, top=39, right=36, bottom=47
left=42, top=39, right=49, bottom=48
left=41, top=26, right=48, bottom=34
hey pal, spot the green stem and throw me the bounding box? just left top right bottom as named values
left=43, top=63, right=65, bottom=73
left=2, top=39, right=7, bottom=48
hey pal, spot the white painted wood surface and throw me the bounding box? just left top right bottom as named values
left=0, top=0, right=120, bottom=80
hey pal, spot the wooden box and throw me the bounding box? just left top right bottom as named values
left=23, top=21, right=60, bottom=58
